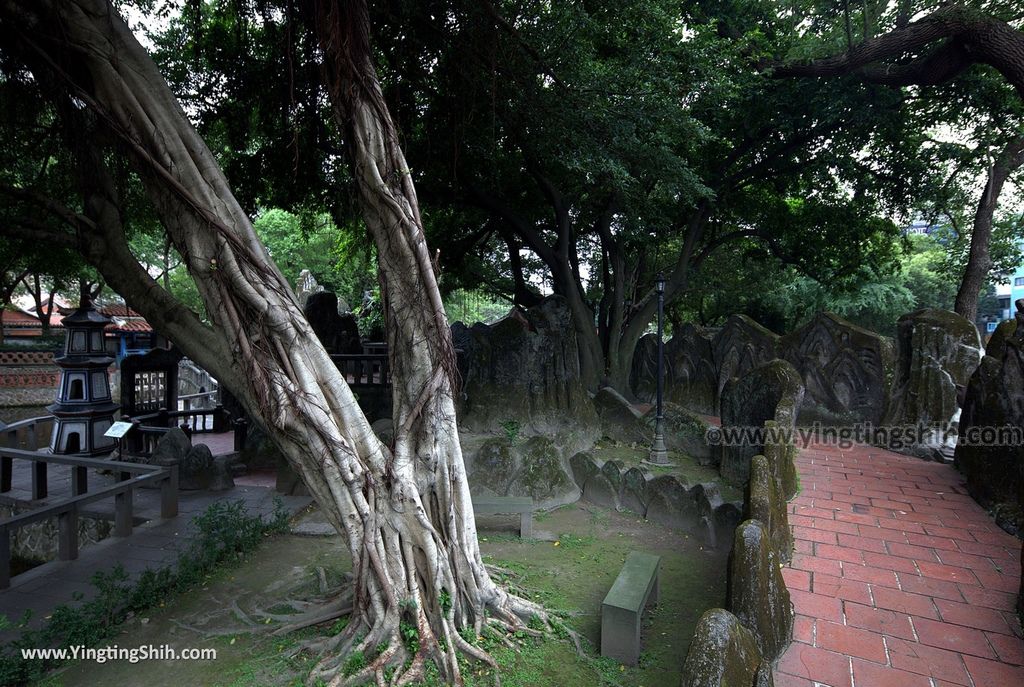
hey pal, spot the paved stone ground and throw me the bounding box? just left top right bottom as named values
left=774, top=440, right=1024, bottom=687
left=0, top=483, right=312, bottom=644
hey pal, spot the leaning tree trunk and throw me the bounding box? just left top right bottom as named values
left=2, top=1, right=547, bottom=685
left=954, top=134, right=1024, bottom=323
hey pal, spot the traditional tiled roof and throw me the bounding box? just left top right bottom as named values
left=99, top=304, right=143, bottom=318
left=0, top=308, right=44, bottom=325
left=106, top=319, right=153, bottom=333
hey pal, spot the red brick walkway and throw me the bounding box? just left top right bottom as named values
left=774, top=440, right=1024, bottom=687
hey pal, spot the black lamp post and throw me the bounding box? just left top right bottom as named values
left=649, top=272, right=669, bottom=464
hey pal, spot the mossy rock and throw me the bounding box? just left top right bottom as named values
left=150, top=427, right=191, bottom=467
left=689, top=481, right=721, bottom=517
left=621, top=466, right=650, bottom=516
left=720, top=359, right=804, bottom=486
left=472, top=438, right=518, bottom=495
left=594, top=386, right=647, bottom=444
left=727, top=520, right=793, bottom=661
left=456, top=296, right=598, bottom=434
left=508, top=436, right=572, bottom=502
left=955, top=334, right=1024, bottom=522
left=680, top=608, right=773, bottom=687
left=180, top=443, right=214, bottom=491
left=643, top=402, right=714, bottom=464
left=600, top=459, right=625, bottom=493
left=883, top=309, right=982, bottom=458
left=645, top=475, right=699, bottom=531
left=747, top=455, right=793, bottom=563
left=665, top=323, right=719, bottom=416
left=568, top=451, right=599, bottom=490
left=781, top=311, right=894, bottom=425
left=986, top=318, right=1017, bottom=360
left=715, top=502, right=743, bottom=544
left=582, top=472, right=621, bottom=511
left=763, top=420, right=799, bottom=501
left=240, top=424, right=285, bottom=470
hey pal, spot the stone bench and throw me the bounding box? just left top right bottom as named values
left=601, top=550, right=661, bottom=665
left=472, top=496, right=533, bottom=538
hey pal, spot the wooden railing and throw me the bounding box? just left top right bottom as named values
left=2, top=416, right=52, bottom=456
left=0, top=445, right=177, bottom=588
left=361, top=342, right=388, bottom=356
left=131, top=400, right=228, bottom=437
left=331, top=353, right=389, bottom=387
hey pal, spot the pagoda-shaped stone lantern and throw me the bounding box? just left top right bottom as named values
left=48, top=288, right=119, bottom=455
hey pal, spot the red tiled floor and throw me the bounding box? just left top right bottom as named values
left=774, top=440, right=1024, bottom=687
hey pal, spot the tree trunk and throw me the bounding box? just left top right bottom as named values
left=23, top=274, right=53, bottom=337
left=954, top=134, right=1024, bottom=323
left=3, top=1, right=545, bottom=685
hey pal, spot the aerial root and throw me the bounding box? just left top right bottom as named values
left=231, top=599, right=258, bottom=627
left=483, top=563, right=519, bottom=577
left=316, top=566, right=330, bottom=594
left=268, top=597, right=354, bottom=635
left=284, top=628, right=349, bottom=660
left=169, top=620, right=244, bottom=638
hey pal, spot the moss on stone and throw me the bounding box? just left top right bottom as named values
left=508, top=436, right=571, bottom=500
left=680, top=608, right=771, bottom=687
left=747, top=455, right=792, bottom=562
left=763, top=420, right=799, bottom=501
left=727, top=519, right=793, bottom=661
left=568, top=451, right=599, bottom=490
left=474, top=438, right=517, bottom=495
left=720, top=359, right=804, bottom=487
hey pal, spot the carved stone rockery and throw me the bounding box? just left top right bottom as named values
left=782, top=312, right=894, bottom=424
left=955, top=299, right=1024, bottom=534
left=883, top=309, right=983, bottom=460
left=720, top=360, right=804, bottom=486
left=713, top=315, right=781, bottom=405
left=667, top=324, right=719, bottom=416
left=454, top=295, right=597, bottom=434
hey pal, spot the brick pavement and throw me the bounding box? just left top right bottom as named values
left=774, top=440, right=1024, bottom=687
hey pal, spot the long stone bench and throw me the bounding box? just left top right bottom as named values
left=601, top=550, right=661, bottom=665
left=472, top=496, right=533, bottom=538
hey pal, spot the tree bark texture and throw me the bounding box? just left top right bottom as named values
left=0, top=1, right=545, bottom=684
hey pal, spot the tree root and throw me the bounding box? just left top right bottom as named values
left=265, top=594, right=354, bottom=635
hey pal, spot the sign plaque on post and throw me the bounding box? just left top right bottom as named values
left=104, top=421, right=134, bottom=439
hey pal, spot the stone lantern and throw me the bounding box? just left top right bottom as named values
left=47, top=290, right=119, bottom=455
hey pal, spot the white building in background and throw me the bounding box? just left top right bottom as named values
left=995, top=263, right=1024, bottom=326
left=991, top=238, right=1024, bottom=334
left=904, top=218, right=938, bottom=236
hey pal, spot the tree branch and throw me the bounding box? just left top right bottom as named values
left=774, top=5, right=1024, bottom=98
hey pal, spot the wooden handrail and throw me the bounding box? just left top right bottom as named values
left=0, top=472, right=163, bottom=529
left=0, top=451, right=177, bottom=588
left=0, top=416, right=52, bottom=435
left=0, top=445, right=165, bottom=473
left=178, top=391, right=218, bottom=402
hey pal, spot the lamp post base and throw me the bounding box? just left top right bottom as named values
left=647, top=418, right=670, bottom=465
